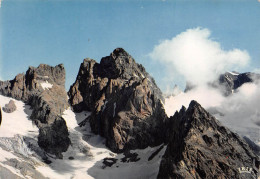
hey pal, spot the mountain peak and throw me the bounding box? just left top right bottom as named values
left=111, top=48, right=130, bottom=59
left=69, top=49, right=167, bottom=152
left=188, top=100, right=201, bottom=109
left=0, top=63, right=70, bottom=157
left=99, top=48, right=139, bottom=80
left=158, top=100, right=259, bottom=179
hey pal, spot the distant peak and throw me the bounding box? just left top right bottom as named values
left=227, top=71, right=240, bottom=76
left=111, top=48, right=129, bottom=58
left=188, top=100, right=201, bottom=109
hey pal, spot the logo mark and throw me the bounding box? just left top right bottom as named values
left=238, top=167, right=253, bottom=174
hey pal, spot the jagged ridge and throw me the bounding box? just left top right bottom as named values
left=158, top=100, right=259, bottom=179
left=68, top=48, right=168, bottom=152
left=0, top=64, right=70, bottom=157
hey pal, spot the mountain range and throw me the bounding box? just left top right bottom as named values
left=0, top=48, right=259, bottom=179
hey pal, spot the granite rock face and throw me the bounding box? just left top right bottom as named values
left=158, top=100, right=259, bottom=179
left=2, top=100, right=17, bottom=113
left=0, top=64, right=70, bottom=157
left=68, top=48, right=168, bottom=152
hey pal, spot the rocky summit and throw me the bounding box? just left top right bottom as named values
left=185, top=71, right=260, bottom=95
left=0, top=50, right=259, bottom=179
left=215, top=72, right=260, bottom=96
left=68, top=48, right=168, bottom=152
left=158, top=100, right=259, bottom=179
left=0, top=64, right=70, bottom=157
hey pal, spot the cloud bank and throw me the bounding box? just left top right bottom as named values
left=150, top=28, right=260, bottom=143
left=150, top=28, right=250, bottom=86
left=164, top=86, right=225, bottom=117
left=164, top=81, right=260, bottom=143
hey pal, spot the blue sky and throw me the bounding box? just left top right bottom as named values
left=1, top=0, right=260, bottom=91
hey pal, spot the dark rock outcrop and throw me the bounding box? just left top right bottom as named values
left=2, top=100, right=17, bottom=113
left=158, top=100, right=259, bottom=179
left=0, top=64, right=70, bottom=157
left=243, top=136, right=260, bottom=157
left=216, top=72, right=260, bottom=96
left=68, top=48, right=168, bottom=152
left=185, top=72, right=260, bottom=95
left=207, top=71, right=260, bottom=96
left=102, top=158, right=118, bottom=168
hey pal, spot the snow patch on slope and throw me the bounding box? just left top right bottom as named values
left=0, top=148, right=25, bottom=178
left=0, top=147, right=19, bottom=162
left=0, top=95, right=41, bottom=178
left=37, top=108, right=166, bottom=179
left=88, top=145, right=166, bottom=179
left=36, top=109, right=115, bottom=179
left=0, top=96, right=166, bottom=179
left=228, top=71, right=239, bottom=76
left=40, top=81, right=53, bottom=90
left=0, top=95, right=38, bottom=138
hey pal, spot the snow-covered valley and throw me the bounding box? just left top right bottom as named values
left=0, top=95, right=166, bottom=179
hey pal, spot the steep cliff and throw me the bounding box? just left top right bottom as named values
left=0, top=64, right=70, bottom=157
left=68, top=48, right=168, bottom=152
left=158, top=100, right=259, bottom=179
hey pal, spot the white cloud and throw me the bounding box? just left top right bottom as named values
left=164, top=81, right=260, bottom=144
left=157, top=28, right=260, bottom=143
left=216, top=82, right=260, bottom=141
left=164, top=85, right=225, bottom=117
left=164, top=79, right=260, bottom=144
left=237, top=83, right=258, bottom=97
left=149, top=28, right=250, bottom=87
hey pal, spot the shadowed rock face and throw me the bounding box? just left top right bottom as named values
left=216, top=72, right=260, bottom=96
left=185, top=72, right=260, bottom=95
left=68, top=48, right=168, bottom=152
left=158, top=100, right=259, bottom=179
left=0, top=64, right=70, bottom=157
